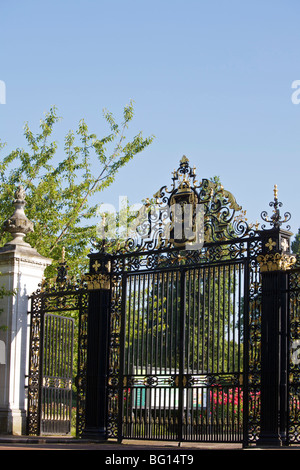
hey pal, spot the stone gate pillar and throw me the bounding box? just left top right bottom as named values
left=0, top=186, right=51, bottom=435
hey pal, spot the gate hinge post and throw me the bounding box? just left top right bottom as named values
left=81, top=250, right=112, bottom=441
left=256, top=227, right=293, bottom=447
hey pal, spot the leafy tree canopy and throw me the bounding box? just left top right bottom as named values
left=0, top=101, right=154, bottom=278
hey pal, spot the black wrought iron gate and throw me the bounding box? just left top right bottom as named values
left=118, top=261, right=246, bottom=442
left=26, top=278, right=89, bottom=436
left=27, top=302, right=74, bottom=434
left=101, top=157, right=265, bottom=445
left=26, top=156, right=300, bottom=447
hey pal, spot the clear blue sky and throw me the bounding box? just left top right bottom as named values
left=1, top=0, right=300, bottom=238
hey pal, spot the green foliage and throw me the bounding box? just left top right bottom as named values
left=292, top=228, right=300, bottom=255
left=0, top=102, right=154, bottom=278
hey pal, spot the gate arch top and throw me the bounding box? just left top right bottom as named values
left=96, top=156, right=254, bottom=259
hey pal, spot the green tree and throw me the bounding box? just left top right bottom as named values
left=0, top=102, right=154, bottom=278
left=292, top=228, right=300, bottom=255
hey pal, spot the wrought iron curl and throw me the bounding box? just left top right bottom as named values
left=91, top=156, right=254, bottom=261
left=261, top=184, right=291, bottom=230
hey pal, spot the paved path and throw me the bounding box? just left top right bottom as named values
left=0, top=436, right=243, bottom=450
left=0, top=436, right=297, bottom=452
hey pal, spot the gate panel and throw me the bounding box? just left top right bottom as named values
left=41, top=314, right=74, bottom=434
left=182, top=262, right=245, bottom=442
left=121, top=269, right=181, bottom=440
left=119, top=260, right=246, bottom=442
left=27, top=287, right=81, bottom=436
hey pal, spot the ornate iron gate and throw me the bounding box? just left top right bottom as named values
left=98, top=156, right=264, bottom=444
left=117, top=261, right=246, bottom=442
left=40, top=313, right=74, bottom=434
left=26, top=156, right=300, bottom=447
left=26, top=261, right=90, bottom=436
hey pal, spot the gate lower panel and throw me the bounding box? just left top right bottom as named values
left=122, top=379, right=243, bottom=442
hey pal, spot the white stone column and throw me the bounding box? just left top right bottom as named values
left=0, top=186, right=51, bottom=434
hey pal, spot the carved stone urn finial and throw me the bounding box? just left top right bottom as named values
left=3, top=185, right=34, bottom=246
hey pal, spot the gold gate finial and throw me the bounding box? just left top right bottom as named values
left=180, top=155, right=189, bottom=164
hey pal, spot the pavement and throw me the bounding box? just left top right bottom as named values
left=0, top=435, right=298, bottom=452
left=0, top=435, right=243, bottom=451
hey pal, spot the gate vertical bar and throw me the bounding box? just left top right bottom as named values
left=178, top=268, right=186, bottom=443
left=243, top=248, right=250, bottom=447
left=117, top=272, right=127, bottom=443
left=26, top=294, right=45, bottom=436
left=279, top=270, right=289, bottom=445
left=38, top=299, right=46, bottom=437
left=76, top=291, right=89, bottom=437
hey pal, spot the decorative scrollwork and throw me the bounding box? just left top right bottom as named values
left=92, top=156, right=253, bottom=257
left=261, top=184, right=291, bottom=230
left=257, top=252, right=297, bottom=272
